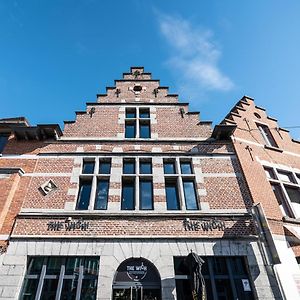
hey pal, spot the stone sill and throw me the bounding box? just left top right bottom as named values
left=264, top=145, right=283, bottom=153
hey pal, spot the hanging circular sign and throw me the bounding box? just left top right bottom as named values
left=126, top=261, right=148, bottom=281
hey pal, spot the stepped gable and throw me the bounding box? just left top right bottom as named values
left=62, top=66, right=213, bottom=139
left=96, top=66, right=178, bottom=104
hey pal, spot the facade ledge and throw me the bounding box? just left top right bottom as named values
left=264, top=145, right=283, bottom=153
left=18, top=209, right=250, bottom=217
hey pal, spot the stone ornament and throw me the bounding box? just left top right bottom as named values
left=128, top=84, right=147, bottom=96
left=39, top=179, right=58, bottom=196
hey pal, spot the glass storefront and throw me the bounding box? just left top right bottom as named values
left=19, top=256, right=99, bottom=300
left=174, top=256, right=255, bottom=300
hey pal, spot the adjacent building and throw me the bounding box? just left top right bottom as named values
left=223, top=96, right=300, bottom=299
left=0, top=68, right=282, bottom=299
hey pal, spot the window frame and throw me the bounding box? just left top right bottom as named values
left=164, top=157, right=199, bottom=211
left=124, top=107, right=151, bottom=139
left=76, top=157, right=111, bottom=211
left=121, top=158, right=153, bottom=210
left=256, top=123, right=278, bottom=148
left=265, top=166, right=300, bottom=218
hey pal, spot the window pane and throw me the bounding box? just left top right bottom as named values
left=231, top=257, right=247, bottom=275
left=47, top=257, right=64, bottom=275
left=27, top=257, right=45, bottom=275
left=264, top=167, right=276, bottom=179
left=65, top=257, right=81, bottom=275
left=175, top=279, right=193, bottom=300
left=121, top=180, right=135, bottom=210
left=126, top=108, right=136, bottom=118
left=0, top=135, right=8, bottom=153
left=139, top=109, right=150, bottom=118
left=164, top=161, right=176, bottom=174
left=82, top=161, right=95, bottom=174
left=94, top=180, right=109, bottom=210
left=40, top=279, right=59, bottom=300
left=180, top=162, right=192, bottom=174
left=99, top=161, right=111, bottom=174
left=80, top=279, right=98, bottom=300
left=183, top=181, right=198, bottom=210
left=20, top=279, right=39, bottom=300
left=257, top=124, right=278, bottom=147
left=60, top=279, right=77, bottom=300
left=123, top=160, right=135, bottom=174
left=125, top=122, right=136, bottom=138
left=286, top=186, right=300, bottom=204
left=215, top=279, right=233, bottom=299
left=277, top=171, right=294, bottom=183
left=165, top=181, right=180, bottom=210
left=83, top=257, right=99, bottom=275
left=139, top=123, right=150, bottom=138
left=271, top=183, right=291, bottom=217
left=140, top=161, right=152, bottom=174
left=212, top=257, right=228, bottom=275
left=76, top=181, right=92, bottom=210
left=140, top=181, right=153, bottom=210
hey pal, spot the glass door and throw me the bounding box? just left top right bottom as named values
left=113, top=287, right=160, bottom=300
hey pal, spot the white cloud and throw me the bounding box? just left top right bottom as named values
left=158, top=14, right=234, bottom=94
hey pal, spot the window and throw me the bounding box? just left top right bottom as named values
left=125, top=107, right=151, bottom=138
left=121, top=179, right=135, bottom=210
left=257, top=123, right=278, bottom=147
left=164, top=158, right=199, bottom=210
left=121, top=158, right=153, bottom=210
left=174, top=256, right=254, bottom=300
left=20, top=256, right=99, bottom=300
left=265, top=166, right=300, bottom=218
left=76, top=158, right=111, bottom=210
left=164, top=160, right=176, bottom=174
left=0, top=135, right=9, bottom=154
left=165, top=180, right=180, bottom=210
left=183, top=180, right=198, bottom=210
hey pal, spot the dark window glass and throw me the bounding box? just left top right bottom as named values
left=264, top=167, right=276, bottom=179
left=278, top=170, right=294, bottom=183
left=165, top=181, right=180, bottom=210
left=0, top=135, right=8, bottom=153
left=47, top=257, right=64, bottom=275
left=140, top=122, right=151, bottom=138
left=140, top=180, right=153, bottom=210
left=286, top=186, right=300, bottom=204
left=164, top=161, right=176, bottom=174
left=40, top=279, right=59, bottom=300
left=183, top=180, right=198, bottom=210
left=27, top=256, right=44, bottom=275
left=82, top=161, right=95, bottom=174
left=174, top=256, right=254, bottom=300
left=139, top=109, right=150, bottom=118
left=99, top=160, right=111, bottom=174
left=20, top=257, right=99, bottom=300
left=76, top=181, right=92, bottom=210
left=20, top=279, right=39, bottom=300
left=180, top=161, right=192, bottom=174
left=123, top=160, right=135, bottom=174
left=125, top=121, right=136, bottom=138
left=140, top=161, right=152, bottom=174
left=94, top=180, right=109, bottom=210
left=61, top=279, right=77, bottom=300
left=257, top=124, right=278, bottom=147
left=126, top=108, right=136, bottom=118
left=215, top=278, right=233, bottom=299
left=121, top=180, right=135, bottom=210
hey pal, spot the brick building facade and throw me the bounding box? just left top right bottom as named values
left=0, top=68, right=281, bottom=299
left=222, top=96, right=300, bottom=299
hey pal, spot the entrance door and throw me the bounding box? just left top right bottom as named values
left=112, top=286, right=161, bottom=300
left=112, top=258, right=161, bottom=300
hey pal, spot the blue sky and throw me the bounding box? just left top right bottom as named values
left=1, top=0, right=300, bottom=139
